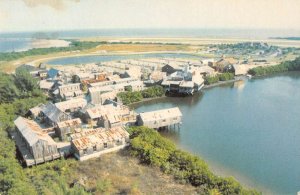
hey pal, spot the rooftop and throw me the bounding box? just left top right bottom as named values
left=71, top=127, right=129, bottom=150
left=14, top=116, right=56, bottom=146
left=57, top=118, right=82, bottom=129
left=55, top=98, right=87, bottom=111
left=139, top=107, right=182, bottom=122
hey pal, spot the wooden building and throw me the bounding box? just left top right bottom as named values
left=137, top=107, right=182, bottom=129
left=71, top=127, right=130, bottom=161
left=58, top=83, right=82, bottom=100
left=161, top=64, right=178, bottom=75
left=40, top=103, right=71, bottom=126
left=81, top=103, right=136, bottom=129
left=14, top=117, right=61, bottom=166
left=56, top=118, right=82, bottom=141
left=55, top=98, right=87, bottom=112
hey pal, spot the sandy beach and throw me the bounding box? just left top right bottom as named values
left=81, top=36, right=300, bottom=48
left=30, top=39, right=70, bottom=49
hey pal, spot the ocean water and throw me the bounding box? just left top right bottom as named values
left=1, top=28, right=300, bottom=52
left=134, top=72, right=300, bottom=195
left=0, top=38, right=33, bottom=52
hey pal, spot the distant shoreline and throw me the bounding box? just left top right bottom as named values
left=271, top=36, right=300, bottom=41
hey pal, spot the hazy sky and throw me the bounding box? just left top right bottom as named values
left=0, top=0, right=300, bottom=32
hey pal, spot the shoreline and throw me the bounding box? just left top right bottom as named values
left=129, top=79, right=242, bottom=108
left=128, top=95, right=167, bottom=108
left=183, top=146, right=274, bottom=194
left=130, top=78, right=276, bottom=194
left=203, top=79, right=238, bottom=89
left=28, top=51, right=200, bottom=67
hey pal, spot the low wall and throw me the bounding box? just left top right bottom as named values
left=75, top=144, right=128, bottom=161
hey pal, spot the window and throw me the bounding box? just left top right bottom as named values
left=93, top=145, right=97, bottom=151
left=104, top=143, right=108, bottom=148
left=117, top=139, right=121, bottom=145
left=83, top=149, right=87, bottom=155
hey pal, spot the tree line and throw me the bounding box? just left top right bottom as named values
left=0, top=41, right=101, bottom=61
left=248, top=57, right=300, bottom=76
left=0, top=68, right=44, bottom=103
left=117, top=85, right=165, bottom=105
left=204, top=72, right=235, bottom=85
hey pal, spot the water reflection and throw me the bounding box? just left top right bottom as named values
left=159, top=128, right=181, bottom=143
left=134, top=72, right=300, bottom=194
left=233, top=80, right=246, bottom=91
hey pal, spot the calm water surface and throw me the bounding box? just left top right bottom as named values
left=46, top=53, right=201, bottom=65
left=134, top=72, right=300, bottom=195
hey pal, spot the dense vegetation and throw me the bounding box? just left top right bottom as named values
left=248, top=57, right=300, bottom=76
left=0, top=71, right=88, bottom=194
left=0, top=68, right=45, bottom=103
left=204, top=73, right=235, bottom=85
left=117, top=85, right=165, bottom=105
left=128, top=126, right=259, bottom=195
left=0, top=41, right=101, bottom=61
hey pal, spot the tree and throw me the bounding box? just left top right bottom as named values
left=71, top=75, right=81, bottom=83
left=0, top=72, right=20, bottom=103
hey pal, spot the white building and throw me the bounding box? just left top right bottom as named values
left=137, top=107, right=182, bottom=129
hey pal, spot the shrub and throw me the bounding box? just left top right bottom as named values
left=118, top=86, right=164, bottom=105
left=128, top=126, right=260, bottom=195
left=248, top=56, right=300, bottom=76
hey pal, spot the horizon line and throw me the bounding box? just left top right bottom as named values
left=1, top=27, right=300, bottom=34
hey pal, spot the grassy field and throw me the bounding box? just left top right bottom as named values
left=81, top=37, right=300, bottom=47
left=68, top=150, right=198, bottom=194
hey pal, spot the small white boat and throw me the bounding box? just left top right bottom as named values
left=246, top=74, right=252, bottom=79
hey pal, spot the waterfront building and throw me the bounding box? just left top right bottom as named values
left=137, top=107, right=182, bottom=129
left=149, top=71, right=167, bottom=83
left=161, top=65, right=204, bottom=95
left=161, top=64, right=180, bottom=75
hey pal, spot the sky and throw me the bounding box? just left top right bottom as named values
left=0, top=0, right=300, bottom=32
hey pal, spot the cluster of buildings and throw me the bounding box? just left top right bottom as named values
left=13, top=94, right=183, bottom=166
left=206, top=42, right=284, bottom=58
left=15, top=55, right=269, bottom=166
left=13, top=60, right=186, bottom=166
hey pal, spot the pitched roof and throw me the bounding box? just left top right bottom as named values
left=139, top=107, right=182, bottom=122
left=71, top=127, right=129, bottom=150
left=14, top=116, right=56, bottom=146
left=85, top=104, right=115, bottom=119
left=41, top=102, right=69, bottom=123
left=39, top=80, right=55, bottom=90
left=48, top=68, right=59, bottom=79
left=57, top=118, right=82, bottom=129
left=55, top=98, right=87, bottom=112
